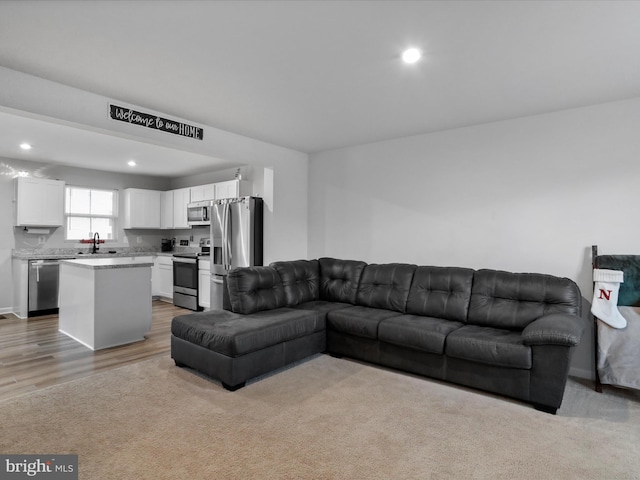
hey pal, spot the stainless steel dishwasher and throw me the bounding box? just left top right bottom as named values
left=28, top=259, right=62, bottom=317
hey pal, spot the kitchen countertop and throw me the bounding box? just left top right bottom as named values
left=12, top=250, right=186, bottom=260
left=60, top=257, right=155, bottom=270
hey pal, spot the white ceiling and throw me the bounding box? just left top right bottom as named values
left=0, top=111, right=236, bottom=177
left=1, top=0, right=640, bottom=176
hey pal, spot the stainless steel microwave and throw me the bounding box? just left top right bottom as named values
left=187, top=201, right=212, bottom=225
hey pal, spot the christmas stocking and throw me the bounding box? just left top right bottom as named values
left=591, top=269, right=627, bottom=329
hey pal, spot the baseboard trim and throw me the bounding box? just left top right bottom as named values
left=569, top=366, right=594, bottom=380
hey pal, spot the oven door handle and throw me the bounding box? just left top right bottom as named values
left=172, top=257, right=197, bottom=264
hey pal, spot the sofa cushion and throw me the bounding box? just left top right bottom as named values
left=319, top=257, right=367, bottom=304
left=378, top=315, right=464, bottom=355
left=445, top=325, right=532, bottom=369
left=468, top=269, right=582, bottom=330
left=172, top=308, right=324, bottom=357
left=226, top=266, right=287, bottom=314
left=356, top=263, right=416, bottom=312
left=271, top=259, right=320, bottom=306
left=327, top=306, right=402, bottom=340
left=291, top=300, right=352, bottom=315
left=406, top=266, right=474, bottom=322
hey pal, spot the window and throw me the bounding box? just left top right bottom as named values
left=65, top=186, right=118, bottom=241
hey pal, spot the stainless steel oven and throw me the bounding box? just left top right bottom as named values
left=172, top=254, right=202, bottom=311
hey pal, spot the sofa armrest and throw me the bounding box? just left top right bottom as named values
left=521, top=313, right=585, bottom=347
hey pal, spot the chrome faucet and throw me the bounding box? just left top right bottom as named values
left=92, top=232, right=100, bottom=254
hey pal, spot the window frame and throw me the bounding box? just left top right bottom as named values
left=64, top=185, right=119, bottom=242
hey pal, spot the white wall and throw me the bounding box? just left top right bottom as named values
left=0, top=158, right=18, bottom=314
left=308, top=97, right=640, bottom=378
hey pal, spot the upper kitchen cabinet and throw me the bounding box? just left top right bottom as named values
left=160, top=190, right=174, bottom=229
left=188, top=180, right=251, bottom=203
left=172, top=187, right=191, bottom=229
left=190, top=183, right=216, bottom=202
left=215, top=180, right=250, bottom=200
left=122, top=188, right=161, bottom=229
left=14, top=177, right=65, bottom=227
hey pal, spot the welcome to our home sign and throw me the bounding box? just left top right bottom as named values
left=109, top=104, right=204, bottom=140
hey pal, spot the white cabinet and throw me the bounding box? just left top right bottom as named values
left=134, top=255, right=156, bottom=295
left=155, top=255, right=174, bottom=300
left=160, top=190, right=174, bottom=229
left=14, top=177, right=65, bottom=226
left=214, top=179, right=250, bottom=200
left=160, top=187, right=200, bottom=230
left=198, top=259, right=211, bottom=310
left=186, top=179, right=251, bottom=205
left=122, top=188, right=161, bottom=229
left=151, top=257, right=160, bottom=296
left=190, top=183, right=216, bottom=202
left=172, top=187, right=191, bottom=229
left=11, top=258, right=28, bottom=319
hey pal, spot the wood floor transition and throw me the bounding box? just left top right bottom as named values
left=0, top=300, right=189, bottom=401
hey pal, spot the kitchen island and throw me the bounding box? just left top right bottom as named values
left=58, top=257, right=154, bottom=350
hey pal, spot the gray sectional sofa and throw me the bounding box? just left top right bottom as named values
left=171, top=258, right=584, bottom=414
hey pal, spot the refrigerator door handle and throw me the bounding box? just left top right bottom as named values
left=226, top=202, right=232, bottom=269
left=224, top=202, right=229, bottom=270
left=220, top=202, right=226, bottom=270
left=222, top=202, right=227, bottom=270
left=222, top=201, right=231, bottom=271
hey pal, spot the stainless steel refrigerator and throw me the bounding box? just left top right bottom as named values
left=210, top=196, right=263, bottom=310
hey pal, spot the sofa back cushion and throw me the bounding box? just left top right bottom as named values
left=226, top=266, right=287, bottom=314
left=270, top=259, right=320, bottom=306
left=356, top=263, right=417, bottom=312
left=468, top=269, right=582, bottom=330
left=318, top=257, right=367, bottom=304
left=406, top=266, right=475, bottom=322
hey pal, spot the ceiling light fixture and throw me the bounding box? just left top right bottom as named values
left=128, top=160, right=137, bottom=167
left=402, top=48, right=422, bottom=64
left=20, top=143, right=32, bottom=150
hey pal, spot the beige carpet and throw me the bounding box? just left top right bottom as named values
left=1, top=354, right=639, bottom=480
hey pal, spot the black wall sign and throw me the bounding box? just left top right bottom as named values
left=109, top=104, right=203, bottom=140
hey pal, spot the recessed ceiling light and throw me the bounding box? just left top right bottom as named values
left=128, top=160, right=137, bottom=167
left=402, top=48, right=422, bottom=64
left=20, top=143, right=32, bottom=150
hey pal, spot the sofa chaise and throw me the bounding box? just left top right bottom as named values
left=171, top=258, right=584, bottom=414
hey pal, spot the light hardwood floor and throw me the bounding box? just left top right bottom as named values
left=0, top=300, right=189, bottom=402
